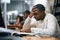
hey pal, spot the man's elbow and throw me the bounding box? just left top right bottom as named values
left=42, top=29, right=56, bottom=36
left=46, top=30, right=56, bottom=36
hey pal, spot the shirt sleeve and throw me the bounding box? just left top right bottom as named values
left=35, top=15, right=57, bottom=36
left=22, top=16, right=31, bottom=30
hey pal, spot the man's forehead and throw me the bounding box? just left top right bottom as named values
left=23, top=13, right=29, bottom=15
left=32, top=6, right=37, bottom=10
left=32, top=7, right=39, bottom=11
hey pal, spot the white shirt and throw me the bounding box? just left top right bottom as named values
left=23, top=14, right=59, bottom=36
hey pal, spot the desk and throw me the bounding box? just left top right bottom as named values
left=7, top=25, right=21, bottom=30
left=11, top=30, right=60, bottom=40
left=7, top=25, right=17, bottom=28
left=0, top=27, right=60, bottom=40
left=21, top=36, right=60, bottom=40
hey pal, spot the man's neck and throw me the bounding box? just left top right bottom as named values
left=41, top=13, right=46, bottom=20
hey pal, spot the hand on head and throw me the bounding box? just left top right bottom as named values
left=29, top=7, right=35, bottom=18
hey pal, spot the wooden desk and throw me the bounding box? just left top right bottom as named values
left=11, top=30, right=60, bottom=40
left=7, top=25, right=21, bottom=30
left=21, top=36, right=60, bottom=40
left=7, top=25, right=17, bottom=28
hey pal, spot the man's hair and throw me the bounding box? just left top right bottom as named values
left=23, top=10, right=30, bottom=14
left=34, top=4, right=45, bottom=11
left=16, top=15, right=23, bottom=22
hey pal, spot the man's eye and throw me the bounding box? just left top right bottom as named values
left=33, top=11, right=35, bottom=12
left=34, top=13, right=37, bottom=15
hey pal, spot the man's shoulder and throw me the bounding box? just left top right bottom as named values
left=46, top=14, right=54, bottom=16
left=46, top=14, right=56, bottom=18
left=45, top=13, right=57, bottom=22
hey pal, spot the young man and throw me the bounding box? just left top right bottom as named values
left=21, top=10, right=30, bottom=25
left=23, top=10, right=30, bottom=19
left=22, top=10, right=36, bottom=26
left=21, top=4, right=60, bottom=36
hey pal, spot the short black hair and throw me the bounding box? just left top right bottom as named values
left=34, top=4, right=45, bottom=11
left=23, top=10, right=30, bottom=14
left=16, top=15, right=23, bottom=22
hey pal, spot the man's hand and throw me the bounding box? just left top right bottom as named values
left=29, top=7, right=35, bottom=18
left=20, top=29, right=31, bottom=33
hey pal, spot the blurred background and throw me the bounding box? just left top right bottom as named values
left=0, top=0, right=60, bottom=26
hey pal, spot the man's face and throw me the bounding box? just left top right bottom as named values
left=23, top=13, right=29, bottom=19
left=32, top=8, right=44, bottom=21
left=16, top=17, right=20, bottom=23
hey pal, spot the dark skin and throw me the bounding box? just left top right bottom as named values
left=23, top=13, right=29, bottom=19
left=8, top=17, right=22, bottom=30
left=29, top=7, right=46, bottom=21
left=15, top=17, right=22, bottom=28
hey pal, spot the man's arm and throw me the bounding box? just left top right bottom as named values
left=21, top=11, right=34, bottom=32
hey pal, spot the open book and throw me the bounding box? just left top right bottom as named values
left=0, top=27, right=35, bottom=37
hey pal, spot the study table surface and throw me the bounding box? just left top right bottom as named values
left=7, top=26, right=60, bottom=40
left=21, top=36, right=60, bottom=40
left=13, top=31, right=60, bottom=40
left=0, top=27, right=60, bottom=40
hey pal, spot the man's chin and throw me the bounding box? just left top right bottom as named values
left=35, top=19, right=40, bottom=21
